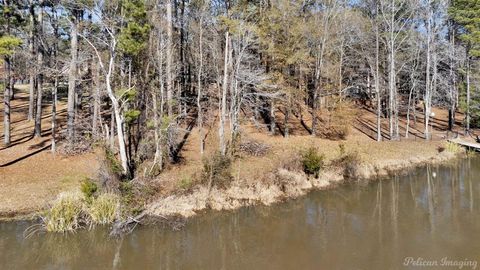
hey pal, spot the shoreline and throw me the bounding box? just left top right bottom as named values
left=0, top=140, right=462, bottom=223
left=145, top=147, right=460, bottom=220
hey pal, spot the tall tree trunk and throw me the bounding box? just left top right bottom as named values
left=178, top=0, right=186, bottom=116
left=152, top=76, right=161, bottom=172
left=34, top=1, right=44, bottom=138
left=228, top=38, right=236, bottom=147
left=466, top=55, right=470, bottom=133
left=3, top=57, right=11, bottom=146
left=3, top=0, right=12, bottom=145
left=28, top=0, right=35, bottom=121
left=406, top=74, right=416, bottom=138
left=448, top=25, right=457, bottom=132
left=106, top=57, right=129, bottom=175
left=284, top=93, right=290, bottom=137
left=425, top=21, right=431, bottom=140
left=197, top=11, right=205, bottom=154
left=67, top=13, right=78, bottom=143
left=386, top=0, right=400, bottom=141
left=338, top=40, right=344, bottom=99
left=166, top=0, right=174, bottom=117
left=52, top=74, right=58, bottom=153
left=311, top=3, right=332, bottom=136
left=110, top=112, right=115, bottom=149
left=270, top=99, right=276, bottom=135
left=375, top=18, right=381, bottom=141
left=92, top=60, right=100, bottom=138
left=152, top=30, right=165, bottom=172
left=219, top=31, right=229, bottom=156
left=312, top=41, right=326, bottom=137
left=51, top=8, right=59, bottom=153
left=388, top=21, right=398, bottom=140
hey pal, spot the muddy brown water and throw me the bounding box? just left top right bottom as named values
left=1, top=158, right=480, bottom=270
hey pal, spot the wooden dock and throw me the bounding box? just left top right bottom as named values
left=448, top=138, right=480, bottom=152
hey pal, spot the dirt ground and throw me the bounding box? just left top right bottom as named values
left=0, top=86, right=99, bottom=219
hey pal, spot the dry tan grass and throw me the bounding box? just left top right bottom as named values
left=88, top=193, right=120, bottom=225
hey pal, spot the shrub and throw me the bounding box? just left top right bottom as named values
left=340, top=151, right=362, bottom=179
left=201, top=152, right=233, bottom=189
left=80, top=178, right=98, bottom=200
left=43, top=192, right=86, bottom=233
left=301, top=147, right=325, bottom=178
left=119, top=181, right=135, bottom=205
left=104, top=147, right=124, bottom=175
left=89, top=193, right=120, bottom=225
left=97, top=147, right=122, bottom=192
left=178, top=176, right=195, bottom=191
left=333, top=145, right=362, bottom=180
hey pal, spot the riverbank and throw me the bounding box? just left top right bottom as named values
left=145, top=134, right=462, bottom=219
left=0, top=91, right=467, bottom=222
left=0, top=138, right=464, bottom=228
left=0, top=131, right=461, bottom=222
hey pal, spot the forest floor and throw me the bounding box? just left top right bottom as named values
left=0, top=85, right=475, bottom=220
left=0, top=86, right=99, bottom=220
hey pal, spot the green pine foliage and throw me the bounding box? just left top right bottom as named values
left=118, top=0, right=151, bottom=56
left=0, top=1, right=23, bottom=58
left=301, top=147, right=325, bottom=178
left=0, top=35, right=22, bottom=57
left=449, top=0, right=480, bottom=56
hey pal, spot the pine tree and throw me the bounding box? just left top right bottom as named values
left=449, top=0, right=480, bottom=56
left=257, top=0, right=309, bottom=137
left=449, top=0, right=480, bottom=131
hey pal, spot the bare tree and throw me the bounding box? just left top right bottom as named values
left=311, top=0, right=339, bottom=136
left=28, top=0, right=35, bottom=121
left=379, top=0, right=414, bottom=140
left=81, top=2, right=130, bottom=175
left=166, top=0, right=174, bottom=117
left=219, top=31, right=230, bottom=155
left=66, top=3, right=80, bottom=143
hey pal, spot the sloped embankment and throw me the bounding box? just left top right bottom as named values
left=146, top=150, right=457, bottom=219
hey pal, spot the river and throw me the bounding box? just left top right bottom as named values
left=1, top=157, right=479, bottom=269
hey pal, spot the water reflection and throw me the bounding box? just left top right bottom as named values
left=1, top=157, right=480, bottom=270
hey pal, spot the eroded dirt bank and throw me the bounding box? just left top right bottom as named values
left=146, top=148, right=458, bottom=219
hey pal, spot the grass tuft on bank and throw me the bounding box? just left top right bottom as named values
left=42, top=192, right=86, bottom=233
left=41, top=190, right=121, bottom=233
left=89, top=193, right=120, bottom=225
